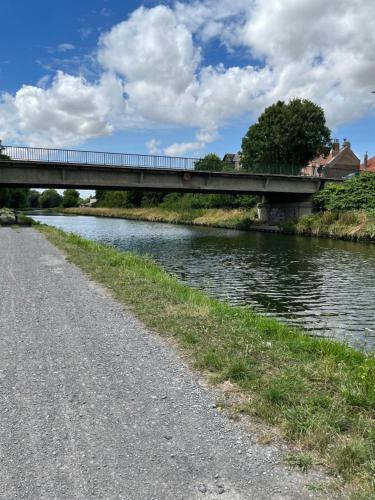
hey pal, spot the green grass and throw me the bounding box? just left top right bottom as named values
left=281, top=210, right=375, bottom=241
left=38, top=225, right=375, bottom=498
left=61, top=206, right=258, bottom=230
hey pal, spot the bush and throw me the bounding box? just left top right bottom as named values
left=194, top=154, right=228, bottom=172
left=314, top=173, right=375, bottom=211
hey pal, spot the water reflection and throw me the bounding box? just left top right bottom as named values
left=31, top=213, right=375, bottom=350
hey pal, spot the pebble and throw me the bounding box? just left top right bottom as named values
left=198, top=484, right=207, bottom=493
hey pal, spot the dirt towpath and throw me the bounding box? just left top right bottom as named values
left=0, top=228, right=325, bottom=499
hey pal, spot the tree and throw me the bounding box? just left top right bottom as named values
left=39, top=189, right=62, bottom=208
left=62, top=189, right=80, bottom=208
left=241, top=99, right=331, bottom=171
left=0, top=188, right=29, bottom=208
left=194, top=154, right=225, bottom=172
left=27, top=190, right=41, bottom=208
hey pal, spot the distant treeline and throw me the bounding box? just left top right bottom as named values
left=0, top=188, right=81, bottom=209
left=95, top=190, right=258, bottom=210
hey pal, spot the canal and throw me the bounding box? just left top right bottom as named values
left=31, top=213, right=375, bottom=351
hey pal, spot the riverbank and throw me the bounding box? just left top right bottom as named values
left=61, top=206, right=258, bottom=230
left=38, top=224, right=375, bottom=498
left=61, top=207, right=375, bottom=242
left=282, top=210, right=375, bottom=242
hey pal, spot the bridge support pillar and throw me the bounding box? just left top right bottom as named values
left=257, top=194, right=313, bottom=225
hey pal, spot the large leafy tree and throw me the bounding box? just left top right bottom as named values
left=26, top=190, right=41, bottom=208
left=39, top=189, right=62, bottom=208
left=241, top=99, right=331, bottom=171
left=62, top=189, right=80, bottom=208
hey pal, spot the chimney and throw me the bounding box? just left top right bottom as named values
left=364, top=152, right=368, bottom=170
left=332, top=139, right=340, bottom=156
left=342, top=138, right=351, bottom=149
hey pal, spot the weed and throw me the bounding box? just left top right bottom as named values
left=284, top=452, right=314, bottom=472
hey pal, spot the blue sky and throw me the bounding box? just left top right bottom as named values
left=0, top=0, right=374, bottom=165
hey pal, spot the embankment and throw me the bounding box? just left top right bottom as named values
left=62, top=206, right=375, bottom=242
left=38, top=224, right=375, bottom=498
left=61, top=207, right=258, bottom=230
left=282, top=210, right=375, bottom=241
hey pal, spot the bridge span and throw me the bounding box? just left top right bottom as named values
left=0, top=145, right=338, bottom=223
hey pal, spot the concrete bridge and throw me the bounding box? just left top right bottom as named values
left=0, top=145, right=338, bottom=223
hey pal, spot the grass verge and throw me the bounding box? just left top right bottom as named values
left=281, top=210, right=375, bottom=241
left=61, top=206, right=258, bottom=230
left=38, top=225, right=375, bottom=498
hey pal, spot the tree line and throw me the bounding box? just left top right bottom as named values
left=0, top=187, right=81, bottom=209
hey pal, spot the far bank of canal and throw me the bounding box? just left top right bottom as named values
left=30, top=211, right=375, bottom=351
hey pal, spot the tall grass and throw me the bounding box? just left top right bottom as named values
left=282, top=210, right=375, bottom=241
left=39, top=225, right=375, bottom=498
left=62, top=206, right=258, bottom=230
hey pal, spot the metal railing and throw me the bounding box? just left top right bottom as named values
left=0, top=144, right=200, bottom=170
left=243, top=164, right=305, bottom=176
left=0, top=143, right=312, bottom=177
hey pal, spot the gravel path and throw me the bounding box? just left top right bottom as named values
left=0, top=228, right=326, bottom=499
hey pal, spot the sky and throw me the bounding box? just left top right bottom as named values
left=0, top=0, right=374, bottom=169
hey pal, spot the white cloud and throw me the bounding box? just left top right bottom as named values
left=57, top=43, right=75, bottom=52
left=239, top=0, right=375, bottom=125
left=146, top=138, right=161, bottom=155
left=1, top=1, right=375, bottom=151
left=0, top=71, right=125, bottom=147
left=164, top=141, right=203, bottom=156
left=97, top=5, right=272, bottom=144
left=98, top=6, right=201, bottom=94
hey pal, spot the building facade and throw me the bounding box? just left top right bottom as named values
left=303, top=139, right=360, bottom=178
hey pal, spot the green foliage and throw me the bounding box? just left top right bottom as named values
left=140, top=192, right=166, bottom=207
left=161, top=192, right=257, bottom=210
left=62, top=189, right=80, bottom=208
left=0, top=207, right=16, bottom=224
left=0, top=188, right=29, bottom=208
left=281, top=210, right=375, bottom=241
left=95, top=190, right=143, bottom=208
left=194, top=153, right=227, bottom=171
left=26, top=190, right=41, bottom=208
left=39, top=189, right=62, bottom=208
left=0, top=147, right=9, bottom=160
left=95, top=189, right=257, bottom=210
left=16, top=213, right=33, bottom=226
left=314, top=173, right=375, bottom=211
left=284, top=452, right=314, bottom=472
left=241, top=99, right=331, bottom=170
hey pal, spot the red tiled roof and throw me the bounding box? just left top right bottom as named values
left=360, top=156, right=375, bottom=173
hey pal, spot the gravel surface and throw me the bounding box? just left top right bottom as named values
left=0, top=228, right=327, bottom=499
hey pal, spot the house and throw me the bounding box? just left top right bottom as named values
left=81, top=197, right=97, bottom=208
left=223, top=153, right=241, bottom=171
left=360, top=153, right=375, bottom=173
left=303, top=139, right=360, bottom=178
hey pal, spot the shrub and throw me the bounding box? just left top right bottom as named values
left=314, top=173, right=375, bottom=211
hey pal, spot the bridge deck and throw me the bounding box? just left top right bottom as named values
left=0, top=144, right=338, bottom=195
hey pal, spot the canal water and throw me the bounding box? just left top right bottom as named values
left=31, top=213, right=375, bottom=351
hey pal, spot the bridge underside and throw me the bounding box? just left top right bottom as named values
left=0, top=160, right=331, bottom=223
